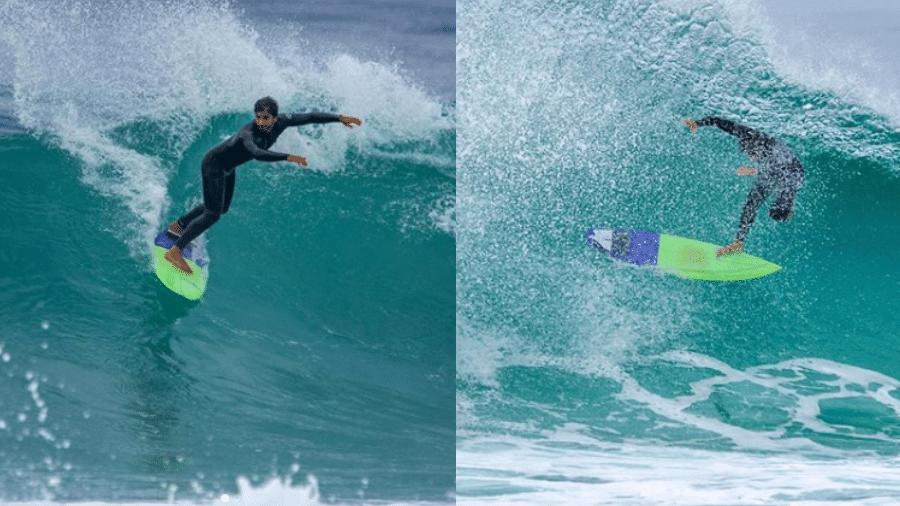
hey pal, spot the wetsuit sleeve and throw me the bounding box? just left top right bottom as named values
left=280, top=112, right=342, bottom=127
left=238, top=130, right=291, bottom=162
left=694, top=116, right=754, bottom=139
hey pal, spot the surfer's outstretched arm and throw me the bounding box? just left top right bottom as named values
left=684, top=119, right=758, bottom=176
left=685, top=116, right=755, bottom=139
left=281, top=113, right=362, bottom=128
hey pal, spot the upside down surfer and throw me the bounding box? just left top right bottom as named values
left=684, top=116, right=804, bottom=257
left=164, top=96, right=362, bottom=274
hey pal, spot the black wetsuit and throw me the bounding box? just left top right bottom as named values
left=174, top=112, right=341, bottom=250
left=693, top=116, right=804, bottom=242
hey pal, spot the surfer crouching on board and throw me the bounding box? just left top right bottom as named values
left=164, top=96, right=362, bottom=274
left=684, top=116, right=804, bottom=257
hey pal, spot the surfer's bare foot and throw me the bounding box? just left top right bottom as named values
left=168, top=221, right=184, bottom=235
left=164, top=246, right=193, bottom=274
left=716, top=239, right=743, bottom=257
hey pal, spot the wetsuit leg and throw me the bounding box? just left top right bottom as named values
left=176, top=204, right=206, bottom=229
left=177, top=169, right=235, bottom=228
left=769, top=166, right=804, bottom=221
left=222, top=170, right=236, bottom=215
left=175, top=158, right=228, bottom=250
left=736, top=177, right=776, bottom=242
left=770, top=186, right=798, bottom=221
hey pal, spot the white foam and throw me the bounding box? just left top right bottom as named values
left=573, top=350, right=900, bottom=454
left=0, top=473, right=449, bottom=505
left=55, top=122, right=170, bottom=254
left=456, top=317, right=523, bottom=390
left=754, top=0, right=900, bottom=128
left=458, top=431, right=900, bottom=506
left=653, top=351, right=900, bottom=447
left=0, top=0, right=287, bottom=254
left=0, top=0, right=452, bottom=257
left=429, top=194, right=456, bottom=236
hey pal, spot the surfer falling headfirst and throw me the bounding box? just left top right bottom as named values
left=684, top=116, right=804, bottom=257
left=164, top=96, right=362, bottom=274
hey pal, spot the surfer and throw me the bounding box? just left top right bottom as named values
left=164, top=96, right=362, bottom=274
left=684, top=116, right=804, bottom=257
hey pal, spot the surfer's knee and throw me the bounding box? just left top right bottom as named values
left=202, top=210, right=222, bottom=224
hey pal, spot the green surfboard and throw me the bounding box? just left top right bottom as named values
left=586, top=228, right=781, bottom=281
left=151, top=229, right=209, bottom=300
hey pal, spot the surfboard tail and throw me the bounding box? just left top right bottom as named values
left=587, top=228, right=660, bottom=266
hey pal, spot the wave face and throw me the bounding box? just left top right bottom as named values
left=0, top=0, right=455, bottom=502
left=458, top=0, right=900, bottom=504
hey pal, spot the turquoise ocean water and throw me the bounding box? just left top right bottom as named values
left=0, top=0, right=455, bottom=503
left=458, top=0, right=900, bottom=504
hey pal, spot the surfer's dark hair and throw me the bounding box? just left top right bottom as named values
left=254, top=96, right=279, bottom=117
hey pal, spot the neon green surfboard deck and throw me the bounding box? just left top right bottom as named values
left=151, top=230, right=209, bottom=300
left=656, top=233, right=780, bottom=281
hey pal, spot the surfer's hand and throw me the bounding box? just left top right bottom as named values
left=684, top=119, right=697, bottom=133
left=287, top=155, right=308, bottom=167
left=339, top=115, right=362, bottom=128
left=736, top=167, right=757, bottom=176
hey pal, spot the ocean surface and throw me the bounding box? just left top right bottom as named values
left=0, top=0, right=455, bottom=503
left=458, top=0, right=900, bottom=504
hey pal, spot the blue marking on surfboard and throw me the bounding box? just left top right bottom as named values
left=152, top=231, right=208, bottom=267
left=586, top=228, right=660, bottom=266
